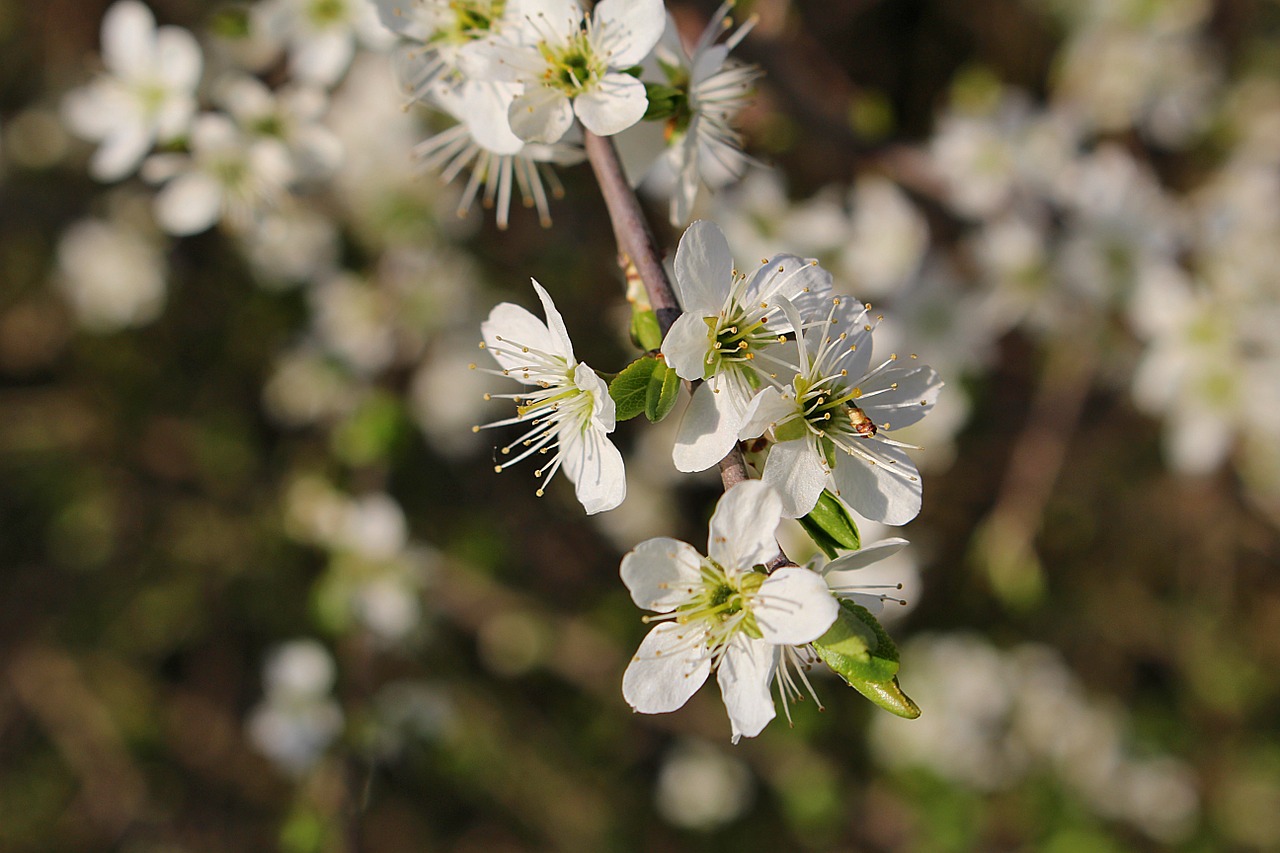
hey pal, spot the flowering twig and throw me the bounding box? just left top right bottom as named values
left=583, top=129, right=757, bottom=495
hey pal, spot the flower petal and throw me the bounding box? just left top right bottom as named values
left=672, top=380, right=736, bottom=473
left=856, top=363, right=943, bottom=430
left=560, top=417, right=626, bottom=515
left=707, top=479, right=782, bottom=570
left=154, top=26, right=203, bottom=91
left=622, top=622, right=712, bottom=714
left=90, top=125, right=153, bottom=182
left=594, top=0, right=666, bottom=67
left=716, top=634, right=776, bottom=743
left=573, top=73, right=647, bottom=137
left=661, top=311, right=711, bottom=381
left=620, top=537, right=704, bottom=612
left=481, top=303, right=556, bottom=374
left=102, top=1, right=156, bottom=80
left=509, top=85, right=575, bottom=144
left=531, top=278, right=575, bottom=361
left=153, top=171, right=223, bottom=235
left=521, top=0, right=584, bottom=42
left=674, top=220, right=733, bottom=315
left=831, top=441, right=922, bottom=525
left=754, top=567, right=839, bottom=645
left=762, top=438, right=829, bottom=519
left=822, top=537, right=910, bottom=575
left=744, top=254, right=832, bottom=322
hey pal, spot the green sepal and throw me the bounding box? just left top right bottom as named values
left=643, top=83, right=687, bottom=121
left=797, top=489, right=861, bottom=559
left=629, top=308, right=664, bottom=353
left=645, top=359, right=680, bottom=423
left=620, top=65, right=645, bottom=77
left=812, top=601, right=920, bottom=719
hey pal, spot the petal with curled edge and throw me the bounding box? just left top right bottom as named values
left=674, top=220, right=734, bottom=315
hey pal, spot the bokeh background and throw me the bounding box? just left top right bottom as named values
left=3, top=0, right=1280, bottom=850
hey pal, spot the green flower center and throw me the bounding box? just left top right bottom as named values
left=541, top=33, right=605, bottom=95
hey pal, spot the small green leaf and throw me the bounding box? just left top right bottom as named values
left=609, top=355, right=661, bottom=421
left=645, top=360, right=681, bottom=422
left=797, top=489, right=861, bottom=558
left=848, top=677, right=921, bottom=719
left=629, top=308, right=663, bottom=353
left=812, top=602, right=920, bottom=719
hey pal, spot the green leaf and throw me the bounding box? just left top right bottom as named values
left=609, top=355, right=661, bottom=421
left=645, top=360, right=681, bottom=423
left=812, top=601, right=920, bottom=719
left=797, top=489, right=861, bottom=559
left=629, top=308, right=663, bottom=352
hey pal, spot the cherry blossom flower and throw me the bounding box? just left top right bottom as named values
left=142, top=113, right=295, bottom=236
left=745, top=296, right=943, bottom=523
left=473, top=280, right=625, bottom=514
left=621, top=480, right=838, bottom=742
left=635, top=3, right=758, bottom=225
left=61, top=1, right=202, bottom=181
left=661, top=220, right=831, bottom=473
left=412, top=84, right=584, bottom=229
left=468, top=0, right=666, bottom=143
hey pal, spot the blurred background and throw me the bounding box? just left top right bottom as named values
left=3, top=0, right=1280, bottom=850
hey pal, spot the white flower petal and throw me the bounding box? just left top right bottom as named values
left=762, top=438, right=829, bottom=519
left=102, top=1, right=156, bottom=80
left=620, top=538, right=704, bottom=612
left=745, top=254, right=832, bottom=322
left=481, top=303, right=557, bottom=374
left=716, top=635, right=776, bottom=743
left=573, top=73, right=647, bottom=137
left=822, top=537, right=910, bottom=575
left=661, top=311, right=712, bottom=381
left=154, top=26, right=203, bottom=91
left=561, top=415, right=626, bottom=514
left=856, top=364, right=943, bottom=430
left=738, top=387, right=792, bottom=439
left=707, top=480, right=781, bottom=570
left=672, top=380, right=737, bottom=473
left=674, top=220, right=734, bottom=314
left=509, top=85, right=575, bottom=144
left=90, top=125, right=152, bottom=182
left=754, top=567, right=840, bottom=645
left=521, top=0, right=584, bottom=42
left=531, top=279, right=575, bottom=361
left=595, top=0, right=665, bottom=67
left=831, top=442, right=922, bottom=526
left=623, top=622, right=712, bottom=714
left=154, top=171, right=223, bottom=235
left=293, top=30, right=355, bottom=85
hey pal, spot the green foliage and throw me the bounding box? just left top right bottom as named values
left=798, top=489, right=862, bottom=558
left=608, top=354, right=680, bottom=422
left=813, top=601, right=920, bottom=719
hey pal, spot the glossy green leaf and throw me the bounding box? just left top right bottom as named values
left=812, top=601, right=920, bottom=719
left=797, top=489, right=861, bottom=559
left=645, top=360, right=681, bottom=423
left=609, top=355, right=660, bottom=421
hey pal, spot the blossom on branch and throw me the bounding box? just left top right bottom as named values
left=661, top=220, right=832, bottom=473
left=621, top=480, right=838, bottom=742
left=473, top=280, right=625, bottom=514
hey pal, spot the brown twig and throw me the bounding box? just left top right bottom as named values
left=582, top=129, right=755, bottom=495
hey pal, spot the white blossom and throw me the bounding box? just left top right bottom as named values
left=661, top=220, right=832, bottom=473
left=61, top=1, right=202, bottom=181
left=473, top=280, right=625, bottom=514
left=621, top=480, right=838, bottom=742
